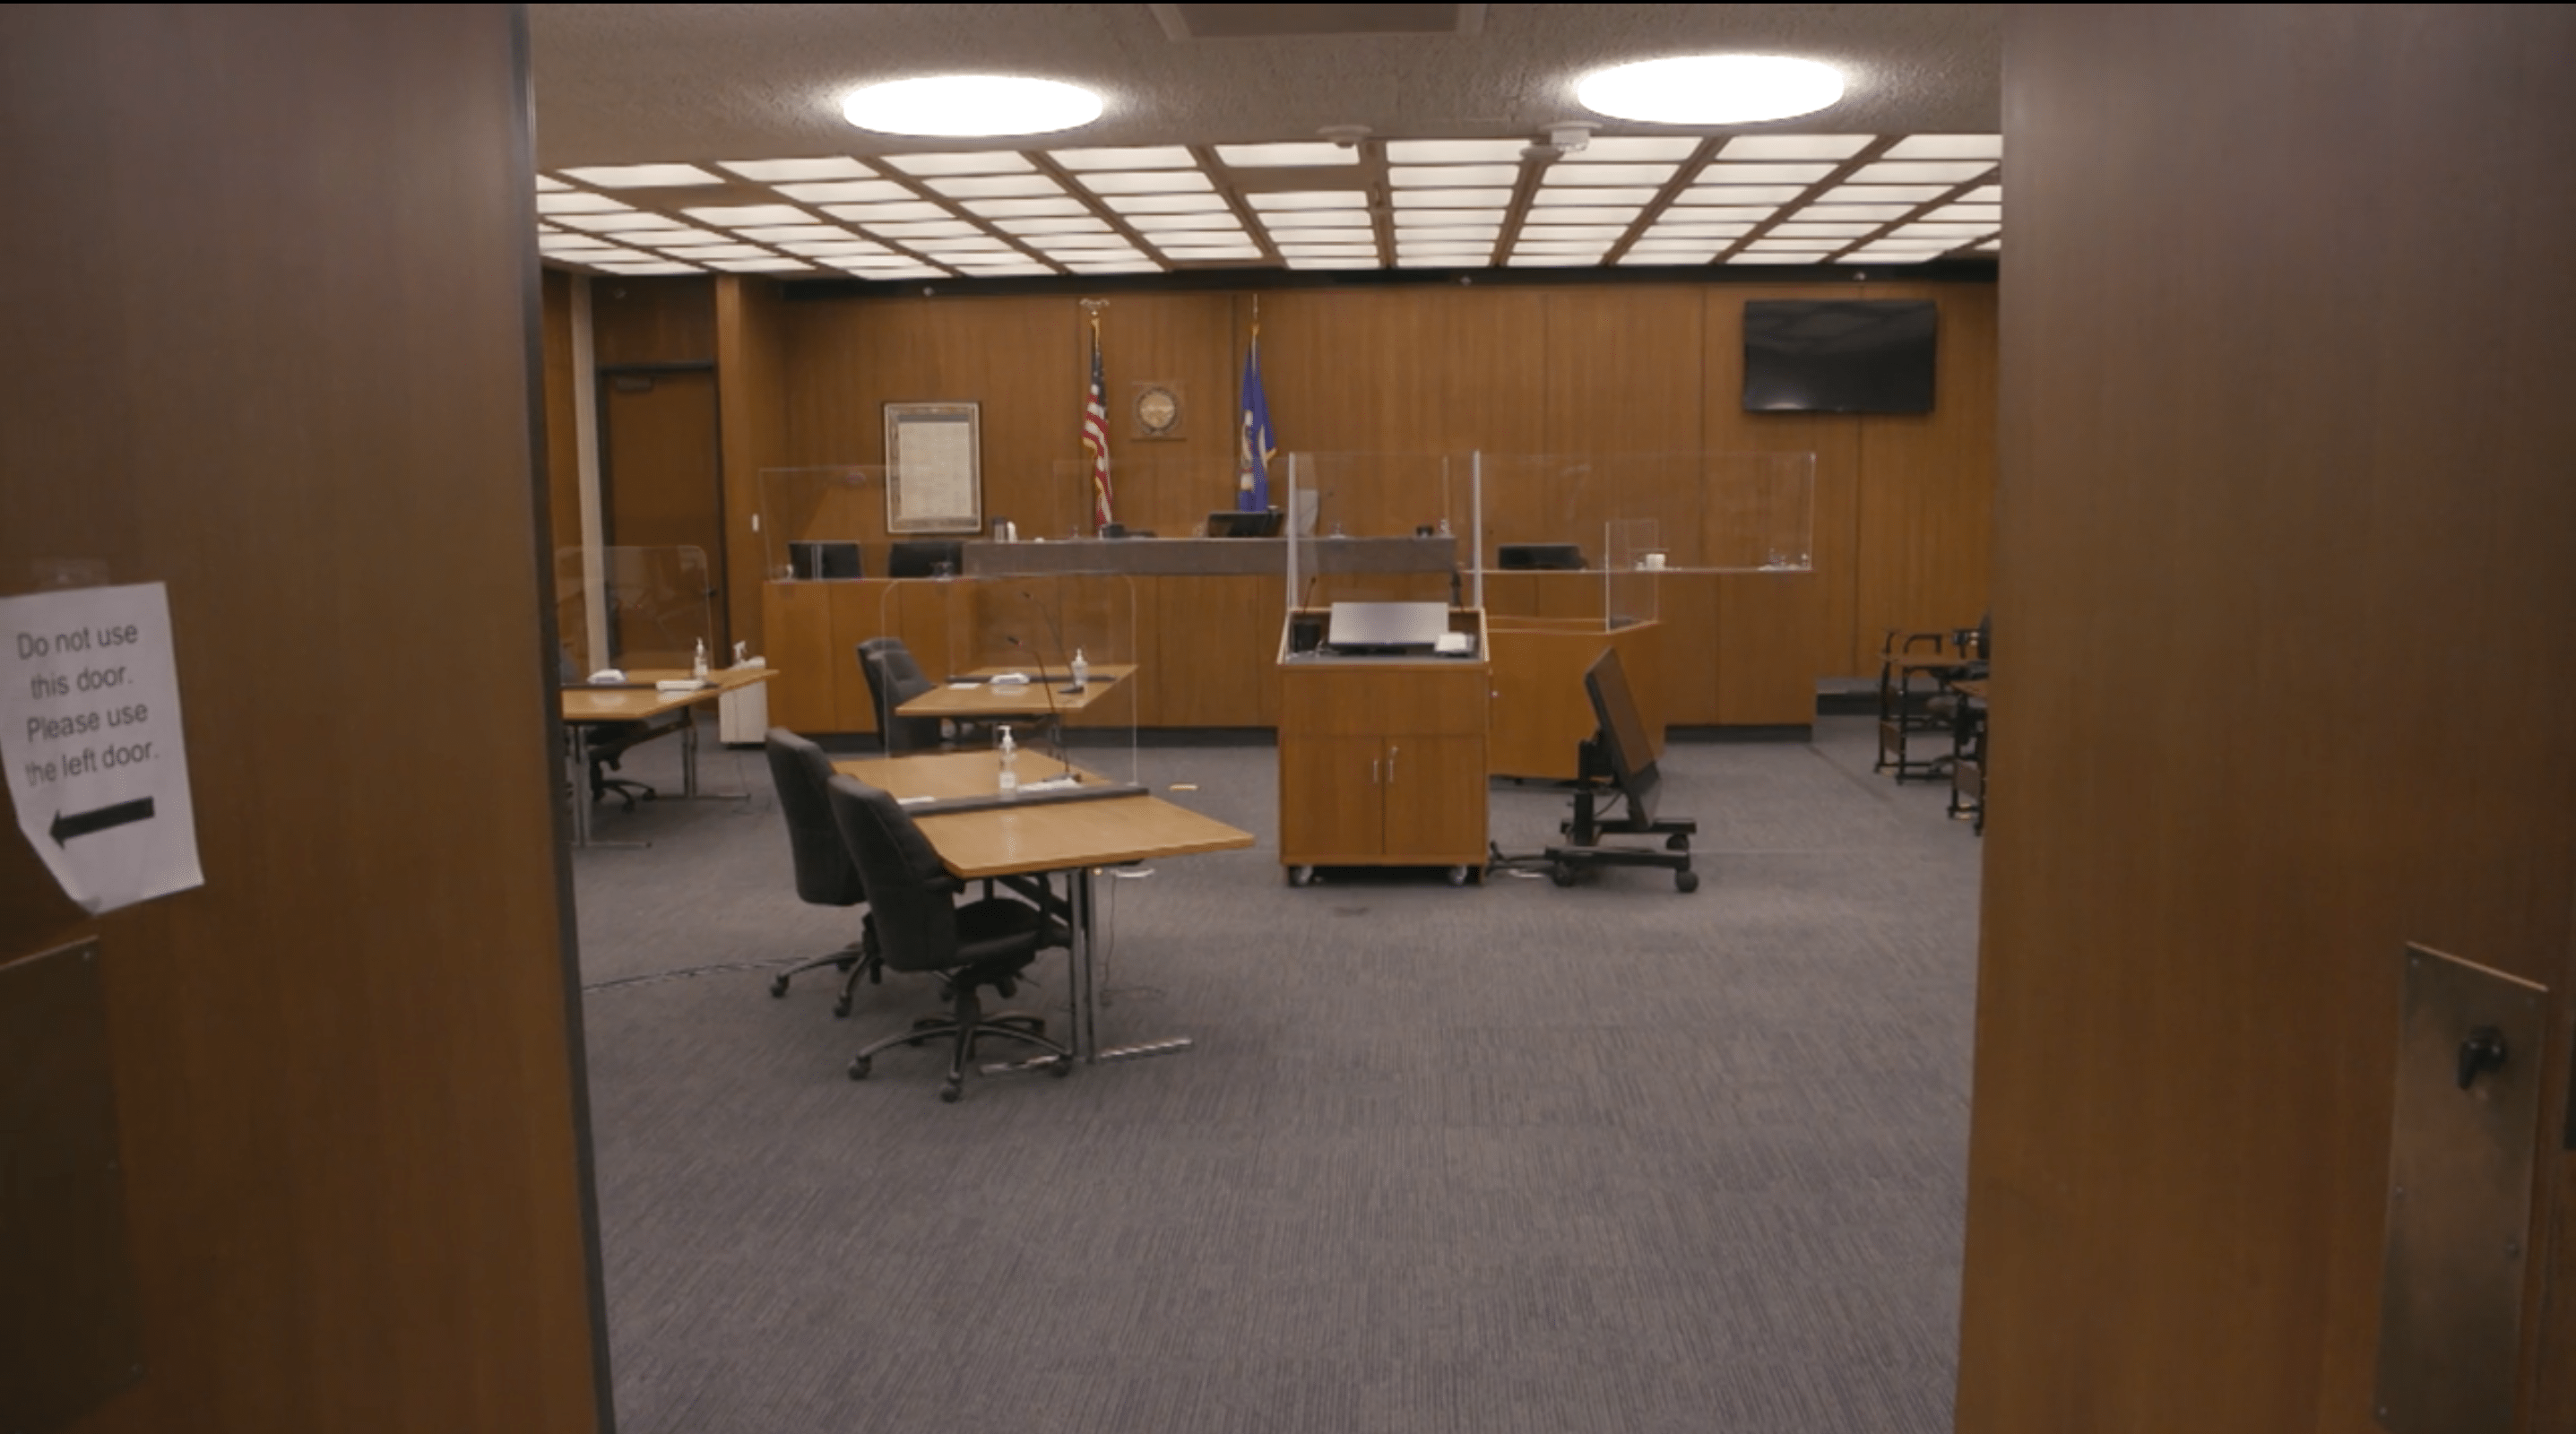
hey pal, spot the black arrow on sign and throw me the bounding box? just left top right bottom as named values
left=50, top=797, right=155, bottom=846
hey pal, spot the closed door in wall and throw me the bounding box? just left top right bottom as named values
left=599, top=366, right=725, bottom=665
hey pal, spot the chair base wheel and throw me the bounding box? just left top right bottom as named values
left=831, top=995, right=853, bottom=1018
left=847, top=1055, right=872, bottom=1080
left=939, top=1081, right=963, bottom=1103
left=1675, top=870, right=1701, bottom=894
left=769, top=974, right=791, bottom=998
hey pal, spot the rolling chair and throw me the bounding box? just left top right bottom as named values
left=857, top=637, right=947, bottom=755
left=761, top=729, right=880, bottom=1016
left=825, top=773, right=1071, bottom=1102
left=582, top=712, right=685, bottom=811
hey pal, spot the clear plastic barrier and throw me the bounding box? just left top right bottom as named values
left=870, top=575, right=1139, bottom=787
left=1277, top=453, right=1471, bottom=611
left=757, top=465, right=892, bottom=580
left=1036, top=454, right=1234, bottom=544
left=1469, top=452, right=1815, bottom=579
left=1601, top=518, right=1662, bottom=630
left=552, top=544, right=713, bottom=678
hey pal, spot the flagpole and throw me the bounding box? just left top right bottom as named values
left=1080, top=298, right=1111, bottom=534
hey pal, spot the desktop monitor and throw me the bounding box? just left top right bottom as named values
left=788, top=540, right=861, bottom=580
left=886, top=540, right=963, bottom=578
left=1206, top=508, right=1284, bottom=538
left=1498, top=542, right=1584, bottom=571
left=1583, top=647, right=1661, bottom=821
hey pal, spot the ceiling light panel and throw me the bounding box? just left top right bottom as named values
left=1721, top=134, right=1874, bottom=160
left=1790, top=203, right=1913, bottom=221
left=733, top=225, right=851, bottom=242
left=1541, top=163, right=1674, bottom=186
left=1507, top=254, right=1596, bottom=267
left=1962, top=186, right=2002, bottom=204
left=1066, top=258, right=1165, bottom=273
left=681, top=204, right=812, bottom=227
left=1157, top=246, right=1261, bottom=260
left=1884, top=134, right=2003, bottom=160
left=1258, top=210, right=1370, bottom=228
left=1216, top=142, right=1358, bottom=167
left=534, top=175, right=571, bottom=191
left=554, top=212, right=687, bottom=232
left=1275, top=242, right=1378, bottom=255
left=1727, top=253, right=1826, bottom=264
left=720, top=157, right=875, bottom=182
left=1647, top=220, right=1757, bottom=238
left=1391, top=188, right=1514, bottom=209
left=1101, top=191, right=1230, bottom=213
left=961, top=196, right=1092, bottom=217
left=562, top=162, right=724, bottom=188
left=1625, top=239, right=1725, bottom=255
left=1394, top=209, right=1505, bottom=228
left=1123, top=212, right=1245, bottom=232
left=1076, top=169, right=1216, bottom=194
left=878, top=151, right=1037, bottom=175
left=1892, top=222, right=1995, bottom=238
left=627, top=227, right=732, bottom=246
left=592, top=260, right=705, bottom=273
left=954, top=260, right=1054, bottom=274
left=552, top=247, right=653, bottom=264
left=819, top=202, right=953, bottom=222
left=1847, top=160, right=1997, bottom=185
left=535, top=192, right=627, bottom=214
left=1520, top=205, right=1643, bottom=225
left=1768, top=221, right=1880, bottom=238
left=1393, top=224, right=1500, bottom=241
left=1677, top=185, right=1809, bottom=206
left=1566, top=136, right=1702, bottom=161
left=860, top=220, right=983, bottom=238
left=1049, top=145, right=1197, bottom=169
left=844, top=77, right=1101, bottom=137
left=1816, top=184, right=1950, bottom=203
left=777, top=179, right=915, bottom=203
left=1247, top=191, right=1369, bottom=211
left=1620, top=250, right=1713, bottom=265
left=1520, top=224, right=1628, bottom=241
left=1284, top=256, right=1378, bottom=270
left=1926, top=203, right=2002, bottom=223
left=1696, top=161, right=1837, bottom=185
left=993, top=216, right=1110, bottom=235
left=657, top=244, right=773, bottom=259
left=1389, top=165, right=1522, bottom=187
left=1530, top=188, right=1657, bottom=208
left=780, top=239, right=893, bottom=256
left=1385, top=139, right=1528, bottom=163
left=1031, top=233, right=1137, bottom=250
left=923, top=174, right=1063, bottom=198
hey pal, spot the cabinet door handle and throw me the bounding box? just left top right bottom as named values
left=1387, top=745, right=1399, bottom=782
left=1370, top=756, right=1380, bottom=785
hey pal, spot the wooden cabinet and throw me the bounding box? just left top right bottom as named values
left=1275, top=609, right=1490, bottom=883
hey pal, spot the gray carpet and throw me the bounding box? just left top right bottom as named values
left=572, top=715, right=1981, bottom=1433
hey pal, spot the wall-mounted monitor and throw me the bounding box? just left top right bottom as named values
left=1742, top=299, right=1937, bottom=414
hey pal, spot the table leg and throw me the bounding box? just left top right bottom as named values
left=568, top=725, right=592, bottom=848
left=680, top=709, right=700, bottom=798
left=1067, top=867, right=1096, bottom=1061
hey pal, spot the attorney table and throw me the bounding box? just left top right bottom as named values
left=831, top=748, right=1251, bottom=1064
left=895, top=663, right=1137, bottom=722
left=559, top=665, right=776, bottom=848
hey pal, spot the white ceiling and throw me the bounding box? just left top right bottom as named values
left=527, top=4, right=2004, bottom=282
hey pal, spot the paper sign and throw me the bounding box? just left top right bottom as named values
left=0, top=583, right=203, bottom=913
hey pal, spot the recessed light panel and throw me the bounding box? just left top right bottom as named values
left=954, top=259, right=1054, bottom=275
left=1259, top=211, right=1370, bottom=229
left=1816, top=184, right=1949, bottom=203
left=1721, top=134, right=1873, bottom=160
left=1520, top=205, right=1642, bottom=225
left=916, top=236, right=1015, bottom=253
left=1049, top=145, right=1196, bottom=169
left=562, top=162, right=724, bottom=188
left=781, top=239, right=892, bottom=256
left=1697, top=161, right=1837, bottom=185
left=538, top=235, right=617, bottom=252
left=1385, top=139, right=1527, bottom=163
left=1507, top=254, right=1596, bottom=267
left=1390, top=165, right=1521, bottom=187
left=1625, top=239, right=1724, bottom=256
left=1124, top=212, right=1243, bottom=233
left=1102, top=192, right=1230, bottom=213
left=819, top=203, right=953, bottom=222
left=536, top=192, right=625, bottom=214
left=1394, top=224, right=1500, bottom=241
left=593, top=261, right=705, bottom=274
left=778, top=179, right=914, bottom=203
left=1540, top=163, right=1674, bottom=186
left=1284, top=255, right=1378, bottom=270
left=923, top=174, right=1063, bottom=198
left=1033, top=233, right=1136, bottom=250
left=554, top=212, right=686, bottom=232
left=658, top=245, right=772, bottom=260
left=1158, top=245, right=1261, bottom=260
left=1530, top=188, right=1656, bottom=207
left=682, top=204, right=813, bottom=227
left=1926, top=203, right=2001, bottom=224
left=881, top=151, right=1036, bottom=175
left=1520, top=224, right=1628, bottom=241
left=962, top=196, right=1092, bottom=217
left=628, top=228, right=731, bottom=247
left=1066, top=257, right=1166, bottom=273
left=1247, top=191, right=1368, bottom=212
left=994, top=216, right=1109, bottom=235
left=1726, top=252, right=1824, bottom=265
left=1647, top=220, right=1756, bottom=238
left=535, top=175, right=571, bottom=192
left=1217, top=142, right=1358, bottom=167
left=843, top=79, right=1101, bottom=138
left=1794, top=203, right=1913, bottom=221
left=1677, top=185, right=1808, bottom=206
left=720, top=157, right=875, bottom=182
left=1076, top=169, right=1215, bottom=194
left=1884, top=134, right=2003, bottom=160
left=1567, top=136, right=1701, bottom=161
left=734, top=225, right=851, bottom=242
left=1847, top=160, right=1995, bottom=185
left=1892, top=222, right=1993, bottom=238
left=710, top=257, right=813, bottom=272
left=1391, top=188, right=1514, bottom=209
left=1768, top=221, right=1879, bottom=238
left=1394, top=211, right=1504, bottom=229
left=1577, top=56, right=1842, bottom=125
left=1619, top=250, right=1711, bottom=265
left=862, top=220, right=981, bottom=238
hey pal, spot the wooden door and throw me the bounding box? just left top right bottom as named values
left=599, top=366, right=724, bottom=661
left=1380, top=733, right=1487, bottom=865
left=1279, top=734, right=1385, bottom=864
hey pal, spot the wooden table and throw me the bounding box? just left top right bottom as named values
left=833, top=748, right=1252, bottom=1064
left=895, top=662, right=1137, bottom=721
left=560, top=665, right=776, bottom=848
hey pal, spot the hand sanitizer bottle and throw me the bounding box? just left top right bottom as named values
left=997, top=724, right=1017, bottom=795
left=692, top=639, right=709, bottom=682
left=1069, top=647, right=1088, bottom=693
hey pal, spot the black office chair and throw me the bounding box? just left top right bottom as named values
left=825, top=773, right=1071, bottom=1101
left=761, top=729, right=881, bottom=1016
left=857, top=637, right=947, bottom=755
left=583, top=713, right=682, bottom=811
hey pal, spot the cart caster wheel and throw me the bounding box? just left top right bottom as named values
left=1551, top=862, right=1577, bottom=887
left=769, top=974, right=791, bottom=998
left=1675, top=870, right=1700, bottom=894
left=1665, top=834, right=1690, bottom=852
left=1447, top=865, right=1472, bottom=886
left=1288, top=865, right=1314, bottom=887
left=847, top=1055, right=872, bottom=1081
left=939, top=1082, right=962, bottom=1103
left=832, top=994, right=852, bottom=1018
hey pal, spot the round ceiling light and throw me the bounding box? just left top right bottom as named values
left=841, top=75, right=1103, bottom=137
left=1574, top=55, right=1845, bottom=125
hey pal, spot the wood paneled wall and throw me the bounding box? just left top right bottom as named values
left=0, top=8, right=603, bottom=1432
left=1959, top=8, right=2576, bottom=1433
left=745, top=278, right=1995, bottom=680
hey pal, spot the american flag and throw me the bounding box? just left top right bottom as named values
left=1082, top=319, right=1113, bottom=530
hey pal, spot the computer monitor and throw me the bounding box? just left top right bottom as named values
left=1324, top=600, right=1448, bottom=654
left=788, top=540, right=861, bottom=580
left=1206, top=508, right=1283, bottom=538
left=886, top=540, right=963, bottom=578
left=1498, top=542, right=1584, bottom=570
left=1583, top=648, right=1660, bottom=821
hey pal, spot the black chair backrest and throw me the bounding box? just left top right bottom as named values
left=764, top=729, right=867, bottom=908
left=858, top=638, right=943, bottom=753
left=824, top=774, right=964, bottom=974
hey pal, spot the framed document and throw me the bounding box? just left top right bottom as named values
left=884, top=402, right=981, bottom=533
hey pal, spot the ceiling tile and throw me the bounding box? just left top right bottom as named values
left=1815, top=184, right=1949, bottom=203
left=779, top=239, right=893, bottom=256
left=1388, top=164, right=1522, bottom=187
left=923, top=174, right=1065, bottom=198
left=1283, top=255, right=1379, bottom=270
left=1675, top=185, right=1808, bottom=205
left=1101, top=191, right=1231, bottom=213
left=1393, top=209, right=1505, bottom=228
left=1391, top=188, right=1515, bottom=209
left=1216, top=142, right=1358, bottom=167
left=1695, top=161, right=1837, bottom=185
left=553, top=212, right=687, bottom=232
left=1529, top=187, right=1657, bottom=208
left=705, top=257, right=813, bottom=272
left=1385, top=139, right=1528, bottom=163
left=1883, top=134, right=2003, bottom=160
left=1768, top=221, right=1880, bottom=238
left=1565, top=136, right=1701, bottom=161
left=1720, top=134, right=1875, bottom=160
left=561, top=162, right=723, bottom=188
left=860, top=220, right=982, bottom=238
left=680, top=204, right=813, bottom=227
left=993, top=216, right=1111, bottom=235
left=718, top=157, right=875, bottom=182
left=592, top=260, right=705, bottom=273
left=1065, top=257, right=1167, bottom=272
left=881, top=151, right=1035, bottom=175
left=657, top=244, right=772, bottom=259
left=1519, top=224, right=1629, bottom=241
left=1032, top=233, right=1138, bottom=250
left=777, top=179, right=915, bottom=203
left=1124, top=212, right=1245, bottom=233
left=535, top=192, right=626, bottom=214
left=1791, top=202, right=1914, bottom=220
left=1048, top=145, right=1197, bottom=169
left=733, top=225, right=850, bottom=242
left=1847, top=160, right=1997, bottom=184
left=1539, top=162, right=1674, bottom=186
left=818, top=202, right=953, bottom=222
left=961, top=196, right=1092, bottom=217
left=1076, top=169, right=1216, bottom=194
left=1519, top=205, right=1642, bottom=225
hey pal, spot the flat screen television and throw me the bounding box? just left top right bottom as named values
left=1741, top=298, right=1937, bottom=414
left=1498, top=542, right=1584, bottom=571
left=1206, top=508, right=1283, bottom=538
